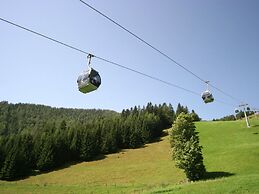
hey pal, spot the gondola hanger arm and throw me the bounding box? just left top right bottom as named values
left=87, top=54, right=94, bottom=69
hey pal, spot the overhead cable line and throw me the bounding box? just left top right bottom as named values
left=209, top=85, right=243, bottom=103
left=0, top=18, right=88, bottom=55
left=94, top=55, right=201, bottom=96
left=0, top=17, right=200, bottom=97
left=213, top=99, right=236, bottom=108
left=79, top=0, right=206, bottom=83
left=78, top=0, right=243, bottom=104
left=0, top=17, right=237, bottom=108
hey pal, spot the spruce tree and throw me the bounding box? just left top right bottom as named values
left=36, top=135, right=55, bottom=171
left=0, top=147, right=17, bottom=180
left=190, top=110, right=201, bottom=122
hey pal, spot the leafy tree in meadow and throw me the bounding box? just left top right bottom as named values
left=170, top=113, right=205, bottom=181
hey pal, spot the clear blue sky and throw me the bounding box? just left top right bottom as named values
left=1, top=0, right=259, bottom=120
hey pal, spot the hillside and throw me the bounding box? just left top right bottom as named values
left=1, top=119, right=259, bottom=193
left=0, top=101, right=118, bottom=135
left=0, top=134, right=185, bottom=193
left=149, top=119, right=259, bottom=193
left=0, top=101, right=177, bottom=181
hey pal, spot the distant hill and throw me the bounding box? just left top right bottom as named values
left=0, top=101, right=118, bottom=135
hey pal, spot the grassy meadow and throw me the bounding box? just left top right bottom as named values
left=1, top=118, right=259, bottom=193
left=0, top=133, right=185, bottom=193
left=149, top=118, right=259, bottom=193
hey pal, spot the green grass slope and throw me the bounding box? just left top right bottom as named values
left=0, top=135, right=185, bottom=193
left=1, top=119, right=259, bottom=193
left=148, top=118, right=259, bottom=193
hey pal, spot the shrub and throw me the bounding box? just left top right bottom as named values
left=170, top=113, right=206, bottom=181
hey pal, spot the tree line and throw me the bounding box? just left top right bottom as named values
left=0, top=101, right=200, bottom=180
left=213, top=110, right=255, bottom=121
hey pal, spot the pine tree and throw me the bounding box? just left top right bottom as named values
left=0, top=137, right=4, bottom=171
left=0, top=148, right=17, bottom=180
left=0, top=134, right=33, bottom=180
left=190, top=110, right=201, bottom=121
left=36, top=135, right=55, bottom=171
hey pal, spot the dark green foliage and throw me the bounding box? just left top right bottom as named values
left=0, top=101, right=199, bottom=180
left=0, top=147, right=18, bottom=180
left=80, top=129, right=101, bottom=160
left=214, top=110, right=255, bottom=121
left=236, top=111, right=245, bottom=120
left=0, top=134, right=33, bottom=180
left=215, top=115, right=236, bottom=121
left=35, top=134, right=55, bottom=171
left=170, top=113, right=206, bottom=181
left=190, top=110, right=201, bottom=122
left=0, top=137, right=4, bottom=171
left=176, top=103, right=189, bottom=117
left=67, top=126, right=82, bottom=160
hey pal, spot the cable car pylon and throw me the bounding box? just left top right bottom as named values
left=238, top=103, right=251, bottom=128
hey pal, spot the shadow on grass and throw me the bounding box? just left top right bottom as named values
left=202, top=171, right=235, bottom=180
left=149, top=137, right=163, bottom=143
left=26, top=154, right=107, bottom=180
left=149, top=131, right=168, bottom=144
left=5, top=133, right=168, bottom=181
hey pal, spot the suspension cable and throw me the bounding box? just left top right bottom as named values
left=0, top=17, right=202, bottom=97
left=78, top=0, right=244, bottom=104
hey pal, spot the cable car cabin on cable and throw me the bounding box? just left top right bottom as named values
left=77, top=68, right=101, bottom=93
left=77, top=54, right=101, bottom=94
left=201, top=81, right=214, bottom=103
left=201, top=90, right=214, bottom=103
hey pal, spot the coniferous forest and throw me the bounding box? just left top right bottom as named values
left=0, top=101, right=200, bottom=180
